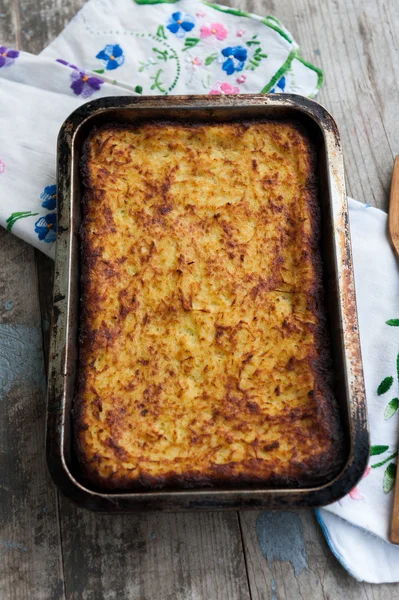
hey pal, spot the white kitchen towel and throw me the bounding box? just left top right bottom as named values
left=1, top=0, right=398, bottom=584
left=315, top=199, right=399, bottom=583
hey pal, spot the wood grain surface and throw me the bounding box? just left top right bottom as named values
left=1, top=0, right=399, bottom=597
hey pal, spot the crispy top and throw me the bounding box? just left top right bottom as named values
left=76, top=121, right=343, bottom=490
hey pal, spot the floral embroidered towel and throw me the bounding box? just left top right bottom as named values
left=1, top=0, right=399, bottom=585
left=0, top=0, right=322, bottom=255
left=315, top=199, right=399, bottom=583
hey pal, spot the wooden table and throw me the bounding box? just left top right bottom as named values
left=1, top=0, right=398, bottom=597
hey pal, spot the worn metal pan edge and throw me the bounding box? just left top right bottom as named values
left=46, top=94, right=369, bottom=512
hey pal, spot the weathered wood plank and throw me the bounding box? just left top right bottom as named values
left=16, top=0, right=86, bottom=53
left=240, top=510, right=399, bottom=599
left=59, top=505, right=251, bottom=600
left=0, top=0, right=17, bottom=47
left=0, top=229, right=63, bottom=600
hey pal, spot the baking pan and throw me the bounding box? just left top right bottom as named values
left=47, top=94, right=369, bottom=512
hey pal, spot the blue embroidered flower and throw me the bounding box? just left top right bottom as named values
left=96, top=44, right=125, bottom=70
left=167, top=12, right=195, bottom=38
left=35, top=213, right=57, bottom=243
left=40, top=184, right=56, bottom=210
left=270, top=76, right=286, bottom=93
left=221, top=46, right=247, bottom=75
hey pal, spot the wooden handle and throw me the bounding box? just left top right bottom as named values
left=388, top=156, right=399, bottom=259
left=389, top=156, right=399, bottom=544
left=390, top=473, right=399, bottom=543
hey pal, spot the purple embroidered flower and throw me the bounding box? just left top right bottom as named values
left=0, top=46, right=19, bottom=68
left=70, top=70, right=103, bottom=98
left=41, top=184, right=56, bottom=210
left=35, top=213, right=57, bottom=243
left=96, top=44, right=125, bottom=70
left=221, top=46, right=247, bottom=75
left=167, top=12, right=195, bottom=38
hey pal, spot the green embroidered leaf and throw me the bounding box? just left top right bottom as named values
left=93, top=68, right=104, bottom=74
left=152, top=47, right=168, bottom=61
left=383, top=462, right=397, bottom=493
left=6, top=211, right=38, bottom=232
left=156, top=25, right=167, bottom=39
left=370, top=445, right=389, bottom=456
left=246, top=35, right=260, bottom=47
left=205, top=53, right=218, bottom=66
left=377, top=376, right=394, bottom=396
left=386, top=319, right=399, bottom=326
left=183, top=37, right=200, bottom=51
left=246, top=47, right=268, bottom=71
left=384, top=398, right=399, bottom=420
left=135, top=85, right=143, bottom=94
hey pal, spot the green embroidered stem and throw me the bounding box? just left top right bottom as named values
left=167, top=47, right=180, bottom=91
left=372, top=450, right=398, bottom=469
left=260, top=48, right=296, bottom=93
left=150, top=69, right=166, bottom=93
left=294, top=55, right=324, bottom=97
left=260, top=17, right=293, bottom=44
left=134, top=0, right=179, bottom=4
left=6, top=211, right=38, bottom=232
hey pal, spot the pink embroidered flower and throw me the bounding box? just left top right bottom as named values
left=236, top=74, right=247, bottom=84
left=196, top=11, right=206, bottom=17
left=0, top=160, right=5, bottom=175
left=209, top=82, right=240, bottom=95
left=200, top=23, right=228, bottom=41
left=236, top=29, right=245, bottom=37
left=185, top=55, right=203, bottom=69
left=348, top=465, right=371, bottom=500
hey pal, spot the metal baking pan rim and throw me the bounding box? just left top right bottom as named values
left=47, top=93, right=369, bottom=511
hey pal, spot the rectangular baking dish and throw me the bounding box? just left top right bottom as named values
left=47, top=94, right=369, bottom=512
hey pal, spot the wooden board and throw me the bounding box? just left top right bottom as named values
left=0, top=230, right=63, bottom=599
left=1, top=0, right=399, bottom=597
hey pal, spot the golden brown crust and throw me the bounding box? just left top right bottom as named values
left=74, top=120, right=344, bottom=490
